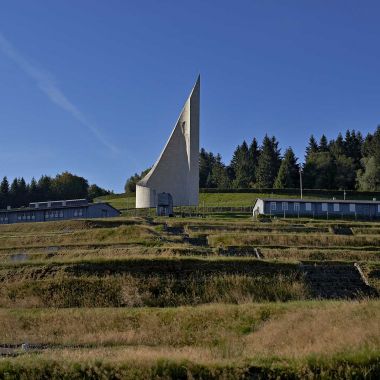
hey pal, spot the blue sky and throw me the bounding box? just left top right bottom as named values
left=1, top=1, right=379, bottom=192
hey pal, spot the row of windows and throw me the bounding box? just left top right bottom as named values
left=74, top=209, right=84, bottom=217
left=17, top=213, right=36, bottom=221
left=44, top=208, right=84, bottom=219
left=0, top=214, right=9, bottom=222
left=270, top=202, right=380, bottom=213
left=45, top=211, right=64, bottom=219
left=270, top=202, right=310, bottom=212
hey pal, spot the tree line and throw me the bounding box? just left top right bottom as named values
left=0, top=172, right=111, bottom=209
left=125, top=125, right=380, bottom=193
left=201, top=126, right=380, bottom=191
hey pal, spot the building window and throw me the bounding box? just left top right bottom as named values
left=349, top=204, right=356, bottom=213
left=78, top=209, right=83, bottom=216
left=270, top=202, right=277, bottom=211
left=282, top=202, right=288, bottom=211
left=59, top=211, right=63, bottom=218
left=378, top=205, right=380, bottom=213
left=294, top=202, right=300, bottom=211
left=17, top=215, right=21, bottom=221
left=322, top=203, right=328, bottom=212
left=334, top=203, right=340, bottom=212
left=305, top=203, right=312, bottom=211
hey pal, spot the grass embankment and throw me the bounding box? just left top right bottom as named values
left=0, top=259, right=305, bottom=307
left=0, top=301, right=379, bottom=378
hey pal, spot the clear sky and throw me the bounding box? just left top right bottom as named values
left=1, top=1, right=379, bottom=192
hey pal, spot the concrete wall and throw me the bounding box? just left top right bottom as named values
left=136, top=77, right=200, bottom=208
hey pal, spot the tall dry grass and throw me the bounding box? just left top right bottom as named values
left=0, top=225, right=165, bottom=250
left=0, top=301, right=378, bottom=360
left=209, top=232, right=380, bottom=248
left=0, top=272, right=307, bottom=308
left=245, top=300, right=380, bottom=358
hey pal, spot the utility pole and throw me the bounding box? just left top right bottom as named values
left=343, top=189, right=346, bottom=200
left=299, top=167, right=303, bottom=200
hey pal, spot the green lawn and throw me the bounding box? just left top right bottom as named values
left=96, top=191, right=320, bottom=209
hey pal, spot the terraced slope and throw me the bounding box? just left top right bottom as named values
left=0, top=215, right=379, bottom=378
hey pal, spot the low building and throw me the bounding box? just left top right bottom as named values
left=253, top=198, right=380, bottom=219
left=0, top=199, right=120, bottom=225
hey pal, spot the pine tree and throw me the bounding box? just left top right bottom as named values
left=256, top=135, right=281, bottom=188
left=274, top=148, right=299, bottom=189
left=10, top=178, right=19, bottom=207
left=0, top=177, right=9, bottom=209
left=248, top=138, right=260, bottom=186
left=233, top=141, right=250, bottom=188
left=18, top=177, right=27, bottom=205
left=199, top=149, right=216, bottom=188
left=0, top=177, right=9, bottom=195
left=37, top=175, right=53, bottom=201
left=305, top=135, right=319, bottom=159
left=319, top=135, right=329, bottom=152
left=210, top=154, right=230, bottom=189
left=29, top=177, right=38, bottom=203
left=330, top=133, right=345, bottom=157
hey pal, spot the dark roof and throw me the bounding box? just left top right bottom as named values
left=0, top=202, right=119, bottom=214
left=255, top=198, right=380, bottom=205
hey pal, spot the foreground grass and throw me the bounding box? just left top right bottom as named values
left=0, top=301, right=379, bottom=378
left=1, top=301, right=379, bottom=355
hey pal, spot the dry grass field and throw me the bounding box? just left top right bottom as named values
left=0, top=208, right=379, bottom=378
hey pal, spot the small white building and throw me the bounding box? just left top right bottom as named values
left=253, top=198, right=380, bottom=219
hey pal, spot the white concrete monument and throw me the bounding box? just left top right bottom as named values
left=136, top=76, right=200, bottom=208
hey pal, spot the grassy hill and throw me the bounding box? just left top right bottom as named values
left=96, top=189, right=380, bottom=210
left=0, top=213, right=379, bottom=378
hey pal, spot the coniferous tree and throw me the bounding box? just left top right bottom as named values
left=330, top=133, right=345, bottom=157
left=274, top=148, right=299, bottom=189
left=248, top=138, right=260, bottom=186
left=256, top=135, right=281, bottom=188
left=344, top=130, right=363, bottom=168
left=10, top=178, right=20, bottom=207
left=210, top=154, right=230, bottom=189
left=199, top=149, right=216, bottom=188
left=18, top=178, right=28, bottom=206
left=334, top=155, right=356, bottom=190
left=319, top=135, right=329, bottom=152
left=0, top=177, right=9, bottom=195
left=305, top=135, right=319, bottom=159
left=357, top=126, right=380, bottom=190
left=29, top=178, right=38, bottom=203
left=0, top=177, right=9, bottom=209
left=37, top=175, right=53, bottom=201
left=232, top=141, right=250, bottom=188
